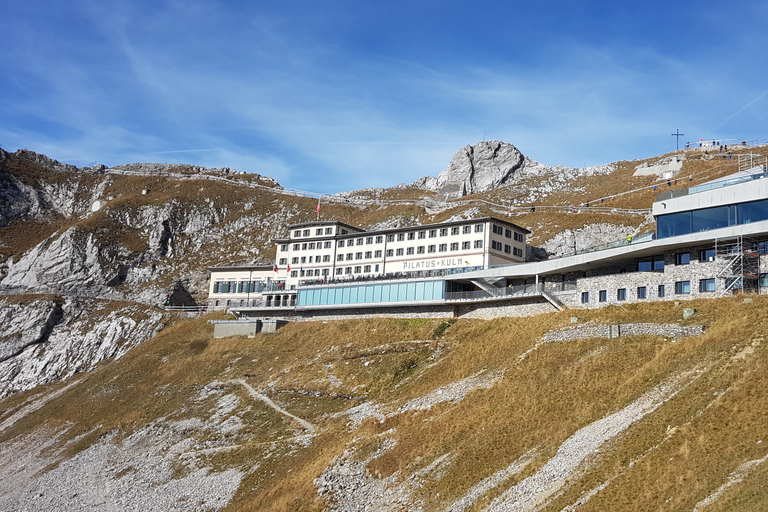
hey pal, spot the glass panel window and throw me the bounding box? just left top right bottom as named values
left=451, top=242, right=459, bottom=251
left=396, top=248, right=404, bottom=256
left=387, top=234, right=395, bottom=242
left=637, top=286, right=647, bottom=299
left=692, top=206, right=729, bottom=232
left=737, top=199, right=768, bottom=225
left=581, top=292, right=589, bottom=303
left=428, top=245, right=436, bottom=253
left=504, top=244, right=511, bottom=254
left=338, top=240, right=345, bottom=248
left=463, top=225, right=472, bottom=234
left=336, top=254, right=344, bottom=262
left=474, top=240, right=483, bottom=249
left=303, top=229, right=310, bottom=236
left=325, top=227, right=333, bottom=234
left=376, top=235, right=384, bottom=243
left=375, top=250, right=383, bottom=257
left=294, top=230, right=302, bottom=237
left=355, top=252, right=363, bottom=260
left=699, top=278, right=716, bottom=292
left=406, top=247, right=415, bottom=255
left=675, top=252, right=691, bottom=265
left=316, top=228, right=323, bottom=235
left=417, top=246, right=425, bottom=254
left=462, top=241, right=471, bottom=250
left=617, top=288, right=626, bottom=301
left=429, top=229, right=437, bottom=238
left=475, top=224, right=484, bottom=233
left=397, top=233, right=405, bottom=241
left=699, top=249, right=716, bottom=262
left=439, top=244, right=448, bottom=252
left=418, top=231, right=426, bottom=239
left=657, top=211, right=692, bottom=239
left=599, top=290, right=607, bottom=302
left=386, top=249, right=393, bottom=257
left=440, top=228, right=448, bottom=237
left=357, top=238, right=364, bottom=246
left=363, top=265, right=371, bottom=273
left=675, top=281, right=691, bottom=294
left=658, top=284, right=665, bottom=297
left=407, top=232, right=416, bottom=240
left=452, top=227, right=460, bottom=235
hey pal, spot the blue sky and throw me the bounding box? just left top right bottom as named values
left=1, top=1, right=767, bottom=194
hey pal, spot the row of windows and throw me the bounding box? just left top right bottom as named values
left=491, top=224, right=525, bottom=241
left=287, top=254, right=333, bottom=264
left=490, top=241, right=525, bottom=256
left=286, top=241, right=334, bottom=252
left=657, top=198, right=768, bottom=239
left=580, top=278, right=717, bottom=303
left=293, top=227, right=350, bottom=238
left=212, top=280, right=285, bottom=294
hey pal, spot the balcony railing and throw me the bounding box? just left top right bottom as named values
left=445, top=283, right=542, bottom=302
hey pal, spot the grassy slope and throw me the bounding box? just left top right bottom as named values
left=1, top=295, right=767, bottom=511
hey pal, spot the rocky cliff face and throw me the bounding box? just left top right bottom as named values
left=0, top=296, right=164, bottom=398
left=436, top=140, right=525, bottom=199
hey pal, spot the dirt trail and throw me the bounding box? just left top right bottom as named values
left=229, top=379, right=315, bottom=435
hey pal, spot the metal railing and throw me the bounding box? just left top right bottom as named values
left=445, top=283, right=542, bottom=302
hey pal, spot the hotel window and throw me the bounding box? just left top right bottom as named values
left=292, top=257, right=299, bottom=264
left=699, top=249, right=715, bottom=262
left=341, top=229, right=348, bottom=234
left=294, top=230, right=301, bottom=237
left=386, top=249, right=394, bottom=257
left=699, top=278, right=716, bottom=292
left=280, top=244, right=289, bottom=251
left=429, top=229, right=437, bottom=238
left=365, top=251, right=372, bottom=259
left=462, top=241, right=471, bottom=250
left=345, top=267, right=352, bottom=274
left=407, top=247, right=415, bottom=255
left=335, top=268, right=343, bottom=275
left=308, top=242, right=316, bottom=250
left=463, top=225, right=472, bottom=234
left=675, top=280, right=691, bottom=294
left=279, top=258, right=287, bottom=265
left=366, top=236, right=374, bottom=244
left=492, top=225, right=503, bottom=235
left=417, top=246, right=425, bottom=254
left=323, top=255, right=331, bottom=262
left=307, top=256, right=313, bottom=263
left=322, top=268, right=329, bottom=276
left=675, top=252, right=690, bottom=265
left=336, top=254, right=344, bottom=262
left=451, top=226, right=460, bottom=235
left=293, top=243, right=300, bottom=251
left=504, top=244, right=511, bottom=254
left=397, top=233, right=405, bottom=242
left=301, top=256, right=306, bottom=263
left=491, top=240, right=502, bottom=250
left=637, top=255, right=665, bottom=271
left=505, top=229, right=512, bottom=238
left=408, top=232, right=416, bottom=240
left=302, top=243, right=308, bottom=250
left=474, top=240, right=483, bottom=249
left=387, top=234, right=395, bottom=242
left=303, top=229, right=310, bottom=236
left=354, top=266, right=362, bottom=273
left=617, top=288, right=627, bottom=301
left=375, top=250, right=383, bottom=257
left=338, top=240, right=345, bottom=248
left=324, top=241, right=332, bottom=249
left=355, top=252, right=363, bottom=260
left=581, top=292, right=589, bottom=303
left=396, top=248, right=404, bottom=256
left=599, top=290, right=607, bottom=302
left=316, top=228, right=323, bottom=235
left=450, top=242, right=459, bottom=251
left=439, top=243, right=448, bottom=252
left=357, top=238, right=364, bottom=246
left=514, top=232, right=524, bottom=242
left=346, top=253, right=353, bottom=261
left=364, top=265, right=371, bottom=273
left=418, top=231, right=426, bottom=239
left=325, top=227, right=333, bottom=235
left=375, top=264, right=380, bottom=272
left=375, top=235, right=384, bottom=243
left=428, top=245, right=436, bottom=253
left=291, top=271, right=298, bottom=277
left=658, top=284, right=665, bottom=297
left=637, top=286, right=647, bottom=299
left=475, top=224, right=484, bottom=233
left=440, top=228, right=448, bottom=237
left=513, top=247, right=523, bottom=257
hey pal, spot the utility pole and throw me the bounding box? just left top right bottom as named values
left=671, top=129, right=685, bottom=151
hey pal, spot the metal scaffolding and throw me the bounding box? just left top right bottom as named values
left=715, top=236, right=760, bottom=295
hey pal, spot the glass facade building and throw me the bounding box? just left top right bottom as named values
left=657, top=198, right=768, bottom=239
left=298, top=280, right=445, bottom=308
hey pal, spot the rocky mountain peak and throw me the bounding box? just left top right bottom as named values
left=435, top=140, right=525, bottom=200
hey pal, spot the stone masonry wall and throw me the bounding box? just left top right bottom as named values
left=543, top=322, right=706, bottom=342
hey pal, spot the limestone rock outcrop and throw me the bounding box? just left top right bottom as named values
left=435, top=140, right=525, bottom=200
